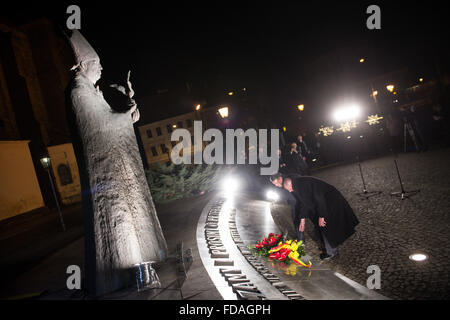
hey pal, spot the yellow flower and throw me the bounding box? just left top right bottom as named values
left=286, top=240, right=292, bottom=245
left=289, top=251, right=299, bottom=260
left=289, top=242, right=299, bottom=252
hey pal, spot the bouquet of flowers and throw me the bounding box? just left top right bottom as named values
left=249, top=233, right=312, bottom=268
left=249, top=233, right=283, bottom=257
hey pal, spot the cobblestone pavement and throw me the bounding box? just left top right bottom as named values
left=272, top=148, right=450, bottom=300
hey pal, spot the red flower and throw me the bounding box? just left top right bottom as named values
left=277, top=248, right=290, bottom=261
left=268, top=237, right=277, bottom=246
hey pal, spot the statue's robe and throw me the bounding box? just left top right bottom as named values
left=291, top=176, right=359, bottom=248
left=66, top=73, right=167, bottom=295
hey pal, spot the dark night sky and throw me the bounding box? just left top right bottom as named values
left=2, top=1, right=449, bottom=127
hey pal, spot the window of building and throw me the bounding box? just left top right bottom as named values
left=156, top=127, right=162, bottom=136
left=146, top=129, right=153, bottom=138
left=186, top=119, right=192, bottom=127
left=160, top=144, right=168, bottom=154
left=166, top=124, right=173, bottom=133
left=151, top=146, right=158, bottom=157
left=177, top=121, right=183, bottom=128
left=57, top=163, right=73, bottom=186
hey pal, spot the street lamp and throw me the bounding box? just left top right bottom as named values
left=297, top=104, right=304, bottom=112
left=40, top=156, right=66, bottom=231
left=359, top=58, right=365, bottom=63
left=419, top=78, right=423, bottom=83
left=218, top=106, right=229, bottom=119
left=195, top=104, right=201, bottom=111
left=386, top=84, right=395, bottom=93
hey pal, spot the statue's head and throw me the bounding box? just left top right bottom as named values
left=67, top=30, right=102, bottom=84
left=78, top=59, right=103, bottom=84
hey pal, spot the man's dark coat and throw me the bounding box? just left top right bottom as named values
left=290, top=176, right=359, bottom=248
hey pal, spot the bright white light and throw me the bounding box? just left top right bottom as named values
left=218, top=106, right=229, bottom=119
left=266, top=190, right=279, bottom=202
left=409, top=253, right=428, bottom=262
left=347, top=136, right=351, bottom=139
left=312, top=158, right=317, bottom=162
left=333, top=105, right=361, bottom=122
left=221, top=176, right=239, bottom=198
left=222, top=177, right=238, bottom=192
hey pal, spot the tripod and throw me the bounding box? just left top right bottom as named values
left=390, top=159, right=420, bottom=200
left=355, top=158, right=382, bottom=199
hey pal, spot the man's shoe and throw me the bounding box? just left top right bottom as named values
left=319, top=253, right=329, bottom=260
left=320, top=253, right=337, bottom=261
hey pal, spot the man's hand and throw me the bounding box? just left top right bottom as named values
left=318, top=217, right=326, bottom=227
left=299, top=219, right=305, bottom=232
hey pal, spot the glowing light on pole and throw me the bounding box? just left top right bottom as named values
left=386, top=84, right=395, bottom=93
left=359, top=58, right=365, bottom=63
left=218, top=106, right=229, bottom=119
left=297, top=104, right=304, bottom=111
left=40, top=156, right=66, bottom=231
left=195, top=104, right=201, bottom=111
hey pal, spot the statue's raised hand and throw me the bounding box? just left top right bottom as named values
left=110, top=71, right=139, bottom=123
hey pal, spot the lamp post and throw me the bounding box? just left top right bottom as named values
left=40, top=156, right=66, bottom=231
left=297, top=104, right=304, bottom=112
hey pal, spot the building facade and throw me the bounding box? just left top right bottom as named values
left=138, top=111, right=201, bottom=166
left=0, top=18, right=81, bottom=215
left=138, top=106, right=232, bottom=167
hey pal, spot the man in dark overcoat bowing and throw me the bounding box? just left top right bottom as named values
left=271, top=173, right=359, bottom=260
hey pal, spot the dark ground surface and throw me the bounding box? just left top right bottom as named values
left=271, top=147, right=450, bottom=300
left=0, top=193, right=222, bottom=300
